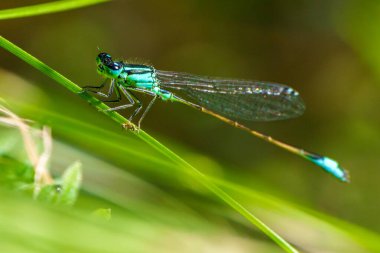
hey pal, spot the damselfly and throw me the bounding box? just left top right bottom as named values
left=84, top=52, right=349, bottom=182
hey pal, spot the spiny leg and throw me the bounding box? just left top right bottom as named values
left=123, top=88, right=143, bottom=121
left=112, top=87, right=143, bottom=131
left=137, top=95, right=157, bottom=128
left=88, top=84, right=144, bottom=129
left=82, top=79, right=107, bottom=89
left=105, top=86, right=136, bottom=111
left=126, top=87, right=159, bottom=128
left=84, top=79, right=122, bottom=103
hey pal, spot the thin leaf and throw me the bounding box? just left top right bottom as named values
left=0, top=0, right=109, bottom=20
left=58, top=161, right=82, bottom=206
left=0, top=35, right=298, bottom=253
left=36, top=184, right=61, bottom=204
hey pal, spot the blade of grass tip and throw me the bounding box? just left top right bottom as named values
left=0, top=36, right=298, bottom=253
left=0, top=0, right=109, bottom=20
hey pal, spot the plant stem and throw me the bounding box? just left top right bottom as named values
left=0, top=0, right=109, bottom=20
left=0, top=35, right=298, bottom=253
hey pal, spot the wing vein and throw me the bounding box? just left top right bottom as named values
left=157, top=70, right=305, bottom=121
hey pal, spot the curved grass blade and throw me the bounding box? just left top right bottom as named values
left=13, top=102, right=380, bottom=252
left=0, top=0, right=109, bottom=20
left=0, top=35, right=298, bottom=253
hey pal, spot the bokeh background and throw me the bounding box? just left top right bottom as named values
left=1, top=0, right=380, bottom=252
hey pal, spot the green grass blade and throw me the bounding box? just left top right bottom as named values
left=10, top=101, right=380, bottom=252
left=138, top=132, right=298, bottom=253
left=208, top=176, right=380, bottom=252
left=0, top=0, right=109, bottom=20
left=0, top=35, right=298, bottom=253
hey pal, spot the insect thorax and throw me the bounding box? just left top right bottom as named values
left=118, top=63, right=157, bottom=90
left=116, top=63, right=174, bottom=101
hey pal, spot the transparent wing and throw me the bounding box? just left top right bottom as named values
left=157, top=70, right=305, bottom=121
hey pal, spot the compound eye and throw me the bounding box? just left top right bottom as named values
left=110, top=62, right=121, bottom=70
left=98, top=52, right=107, bottom=57
left=98, top=52, right=112, bottom=65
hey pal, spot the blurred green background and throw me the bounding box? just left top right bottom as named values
left=1, top=0, right=380, bottom=252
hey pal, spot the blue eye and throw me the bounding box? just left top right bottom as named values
left=109, top=62, right=121, bottom=70
left=98, top=52, right=112, bottom=65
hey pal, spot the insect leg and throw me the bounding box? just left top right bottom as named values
left=137, top=95, right=157, bottom=128
left=105, top=86, right=136, bottom=111
left=123, top=89, right=143, bottom=121
left=82, top=79, right=107, bottom=89
left=84, top=79, right=122, bottom=103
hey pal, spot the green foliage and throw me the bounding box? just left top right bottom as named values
left=1, top=1, right=380, bottom=253
left=58, top=161, right=82, bottom=206
left=2, top=96, right=378, bottom=253
left=92, top=208, right=112, bottom=221
left=0, top=155, right=34, bottom=190
left=0, top=35, right=299, bottom=253
left=36, top=184, right=61, bottom=204
left=36, top=161, right=82, bottom=207
left=0, top=102, right=82, bottom=206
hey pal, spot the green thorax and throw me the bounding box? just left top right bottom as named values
left=117, top=63, right=173, bottom=100
left=118, top=63, right=157, bottom=90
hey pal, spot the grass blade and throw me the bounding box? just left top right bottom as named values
left=0, top=0, right=109, bottom=20
left=0, top=35, right=298, bottom=253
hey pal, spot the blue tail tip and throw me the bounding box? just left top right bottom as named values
left=306, top=154, right=350, bottom=183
